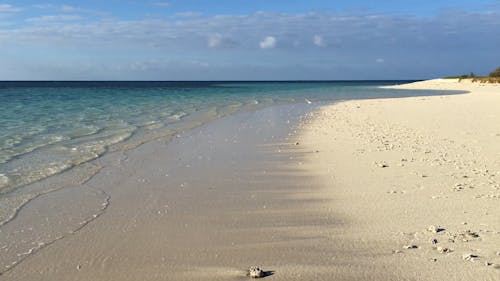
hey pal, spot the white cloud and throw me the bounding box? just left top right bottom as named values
left=61, top=5, right=79, bottom=13
left=32, top=4, right=52, bottom=9
left=0, top=4, right=21, bottom=12
left=260, top=36, right=276, bottom=49
left=32, top=4, right=105, bottom=16
left=313, top=35, right=326, bottom=47
left=26, top=15, right=83, bottom=23
left=207, top=33, right=237, bottom=48
left=376, top=58, right=385, bottom=63
left=208, top=33, right=222, bottom=48
left=172, top=11, right=202, bottom=18
left=154, top=2, right=171, bottom=8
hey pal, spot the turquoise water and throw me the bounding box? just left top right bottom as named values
left=1, top=80, right=449, bottom=195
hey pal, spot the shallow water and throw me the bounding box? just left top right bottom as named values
left=1, top=80, right=442, bottom=195
left=0, top=81, right=464, bottom=225
left=0, top=81, right=465, bottom=277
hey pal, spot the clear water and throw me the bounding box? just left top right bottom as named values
left=0, top=81, right=466, bottom=274
left=0, top=80, right=453, bottom=196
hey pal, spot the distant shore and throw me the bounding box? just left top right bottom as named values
left=297, top=78, right=500, bottom=280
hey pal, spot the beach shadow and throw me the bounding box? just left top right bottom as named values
left=262, top=270, right=275, bottom=277
left=246, top=270, right=275, bottom=278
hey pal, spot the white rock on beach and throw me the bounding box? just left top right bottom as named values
left=462, top=253, right=479, bottom=261
left=436, top=246, right=451, bottom=254
left=428, top=225, right=445, bottom=233
left=403, top=244, right=418, bottom=249
left=247, top=266, right=265, bottom=278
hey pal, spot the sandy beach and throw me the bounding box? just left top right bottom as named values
left=297, top=78, right=500, bottom=280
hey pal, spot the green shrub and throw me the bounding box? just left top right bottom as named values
left=490, top=67, right=500, bottom=77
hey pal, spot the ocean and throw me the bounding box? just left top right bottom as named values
left=0, top=80, right=466, bottom=275
left=0, top=80, right=458, bottom=219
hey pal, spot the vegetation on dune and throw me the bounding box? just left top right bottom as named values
left=489, top=67, right=500, bottom=77
left=445, top=66, right=500, bottom=83
left=445, top=73, right=476, bottom=79
left=471, top=77, right=500, bottom=83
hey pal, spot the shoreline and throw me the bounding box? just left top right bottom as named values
left=0, top=81, right=457, bottom=232
left=297, top=78, right=500, bottom=280
left=1, top=103, right=332, bottom=280
left=2, top=79, right=497, bottom=280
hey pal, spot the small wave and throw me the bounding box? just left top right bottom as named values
left=67, top=125, right=100, bottom=138
left=0, top=134, right=70, bottom=164
left=168, top=112, right=188, bottom=121
left=0, top=174, right=9, bottom=190
left=0, top=185, right=110, bottom=276
left=0, top=129, right=133, bottom=195
left=0, top=163, right=102, bottom=227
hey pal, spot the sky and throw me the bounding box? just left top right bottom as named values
left=0, top=1, right=499, bottom=80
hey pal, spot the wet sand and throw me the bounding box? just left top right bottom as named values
left=1, top=104, right=347, bottom=281
left=298, top=79, right=500, bottom=280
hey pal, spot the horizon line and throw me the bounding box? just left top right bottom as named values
left=0, top=79, right=424, bottom=83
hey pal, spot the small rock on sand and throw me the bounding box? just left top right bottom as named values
left=404, top=244, right=418, bottom=249
left=464, top=230, right=480, bottom=238
left=428, top=225, right=445, bottom=233
left=462, top=253, right=479, bottom=261
left=248, top=266, right=265, bottom=278
left=436, top=247, right=451, bottom=253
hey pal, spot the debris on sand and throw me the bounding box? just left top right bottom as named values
left=436, top=246, right=451, bottom=254
left=462, top=253, right=479, bottom=261
left=403, top=244, right=418, bottom=249
left=428, top=225, right=445, bottom=233
left=248, top=266, right=265, bottom=278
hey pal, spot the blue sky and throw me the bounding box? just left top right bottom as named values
left=0, top=1, right=499, bottom=80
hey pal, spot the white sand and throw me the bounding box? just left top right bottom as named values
left=297, top=78, right=500, bottom=280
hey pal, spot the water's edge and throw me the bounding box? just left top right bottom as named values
left=0, top=83, right=466, bottom=275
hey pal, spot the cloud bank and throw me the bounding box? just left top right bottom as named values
left=0, top=9, right=499, bottom=80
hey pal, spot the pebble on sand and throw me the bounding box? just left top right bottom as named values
left=248, top=266, right=265, bottom=278
left=428, top=225, right=445, bottom=233
left=462, top=253, right=479, bottom=261
left=436, top=246, right=451, bottom=254
left=404, top=244, right=418, bottom=249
